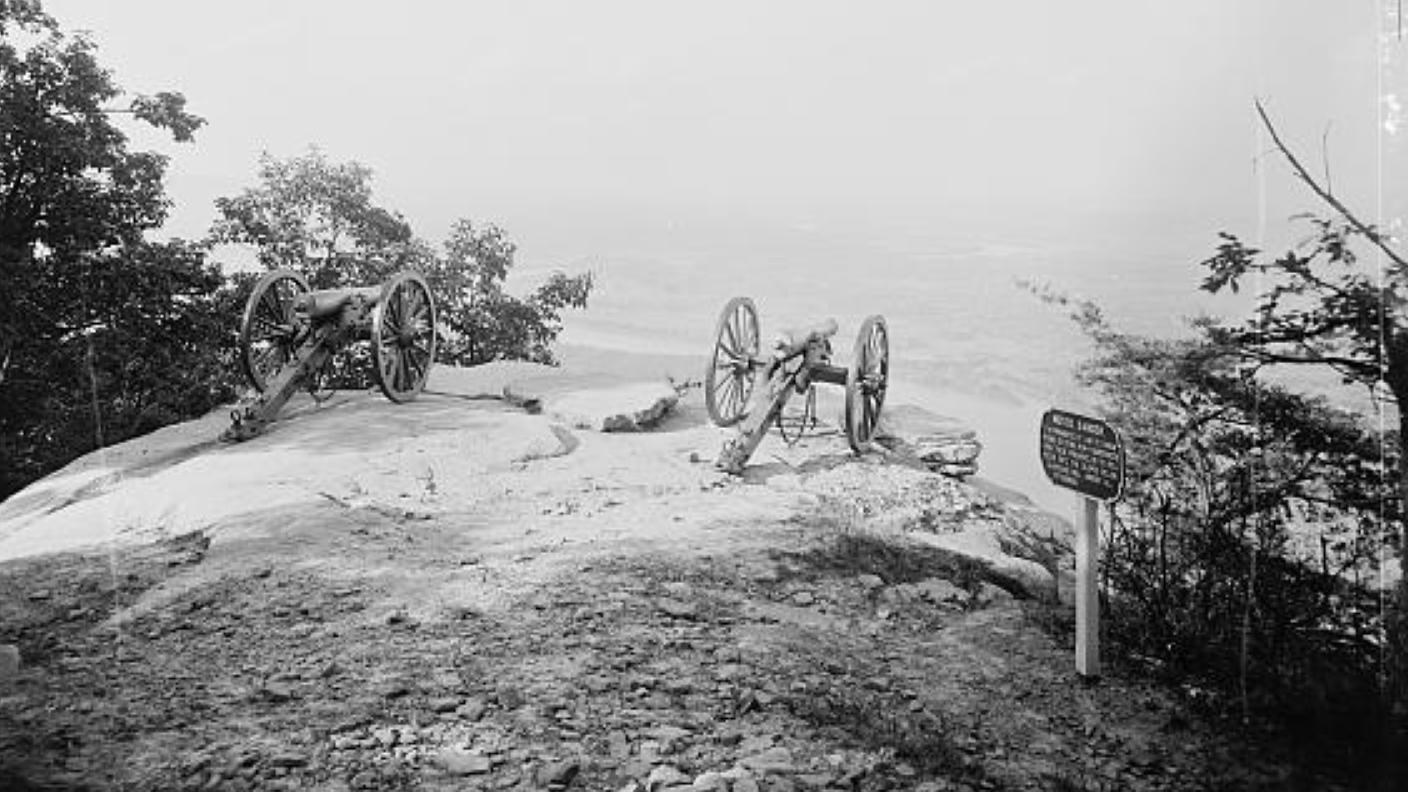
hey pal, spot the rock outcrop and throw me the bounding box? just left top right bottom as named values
left=875, top=403, right=983, bottom=478
left=798, top=459, right=1070, bottom=601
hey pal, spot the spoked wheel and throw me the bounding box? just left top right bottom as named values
left=240, top=269, right=310, bottom=392
left=371, top=271, right=437, bottom=403
left=704, top=297, right=760, bottom=426
left=845, top=315, right=889, bottom=453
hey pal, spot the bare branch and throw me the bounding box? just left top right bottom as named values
left=1237, top=345, right=1380, bottom=379
left=1255, top=98, right=1407, bottom=271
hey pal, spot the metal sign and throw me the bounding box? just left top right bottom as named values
left=1039, top=409, right=1124, bottom=501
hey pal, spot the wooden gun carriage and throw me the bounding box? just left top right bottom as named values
left=705, top=297, right=889, bottom=473
left=221, top=269, right=436, bottom=442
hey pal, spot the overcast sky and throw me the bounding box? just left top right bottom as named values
left=40, top=1, right=1402, bottom=246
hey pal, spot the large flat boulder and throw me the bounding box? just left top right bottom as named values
left=875, top=403, right=984, bottom=478
left=0, top=393, right=569, bottom=561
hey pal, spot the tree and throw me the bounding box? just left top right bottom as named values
left=1045, top=292, right=1394, bottom=703
left=1034, top=101, right=1407, bottom=756
left=1197, top=101, right=1408, bottom=704
left=427, top=219, right=593, bottom=366
left=212, top=152, right=594, bottom=371
left=209, top=148, right=418, bottom=287
left=1202, top=102, right=1408, bottom=543
left=0, top=1, right=231, bottom=499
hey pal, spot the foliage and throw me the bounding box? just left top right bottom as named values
left=0, top=2, right=235, bottom=499
left=425, top=219, right=593, bottom=367
left=209, top=148, right=417, bottom=287
left=1037, top=210, right=1405, bottom=780
left=1059, top=292, right=1392, bottom=691
left=211, top=153, right=594, bottom=378
left=1197, top=215, right=1408, bottom=709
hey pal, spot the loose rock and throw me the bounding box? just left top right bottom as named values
left=0, top=644, right=19, bottom=679
left=435, top=748, right=492, bottom=776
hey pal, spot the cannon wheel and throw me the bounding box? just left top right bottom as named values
left=845, top=315, right=889, bottom=453
left=240, top=269, right=311, bottom=392
left=372, top=271, right=437, bottom=403
left=705, top=297, right=760, bottom=427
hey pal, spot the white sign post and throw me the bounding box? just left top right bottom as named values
left=1039, top=409, right=1125, bottom=679
left=1074, top=496, right=1101, bottom=676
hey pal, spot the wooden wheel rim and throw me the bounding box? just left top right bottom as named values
left=239, top=269, right=310, bottom=392
left=845, top=315, right=889, bottom=452
left=371, top=271, right=437, bottom=403
left=704, top=296, right=760, bottom=427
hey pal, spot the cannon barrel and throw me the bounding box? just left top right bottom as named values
left=294, top=285, right=384, bottom=321
left=772, top=318, right=839, bottom=360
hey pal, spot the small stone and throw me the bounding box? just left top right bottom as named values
left=791, top=591, right=815, bottom=606
left=436, top=748, right=492, bottom=776
left=723, top=767, right=761, bottom=792
left=429, top=696, right=462, bottom=713
left=372, top=727, right=399, bottom=748
left=737, top=735, right=777, bottom=755
left=541, top=759, right=581, bottom=789
left=496, top=684, right=525, bottom=709
left=692, top=771, right=729, bottom=791
left=647, top=765, right=690, bottom=791
left=0, top=644, right=20, bottom=679
left=656, top=599, right=698, bottom=620
left=856, top=574, right=884, bottom=590
left=27, top=590, right=51, bottom=602
left=607, top=730, right=630, bottom=759
left=268, top=752, right=308, bottom=768
left=740, top=746, right=795, bottom=776
left=456, top=697, right=488, bottom=721
left=260, top=682, right=295, bottom=703
left=653, top=724, right=692, bottom=745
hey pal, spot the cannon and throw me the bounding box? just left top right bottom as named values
left=705, top=297, right=889, bottom=473
left=221, top=269, right=437, bottom=442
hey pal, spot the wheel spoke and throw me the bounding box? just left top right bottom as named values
left=253, top=346, right=282, bottom=377
left=719, top=373, right=740, bottom=412
left=723, top=320, right=741, bottom=355
left=397, top=347, right=413, bottom=390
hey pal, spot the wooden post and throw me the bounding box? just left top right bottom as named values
left=1075, top=495, right=1100, bottom=678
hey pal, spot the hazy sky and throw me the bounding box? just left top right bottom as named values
left=38, top=1, right=1402, bottom=245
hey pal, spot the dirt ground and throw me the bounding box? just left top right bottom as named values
left=0, top=373, right=1384, bottom=791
